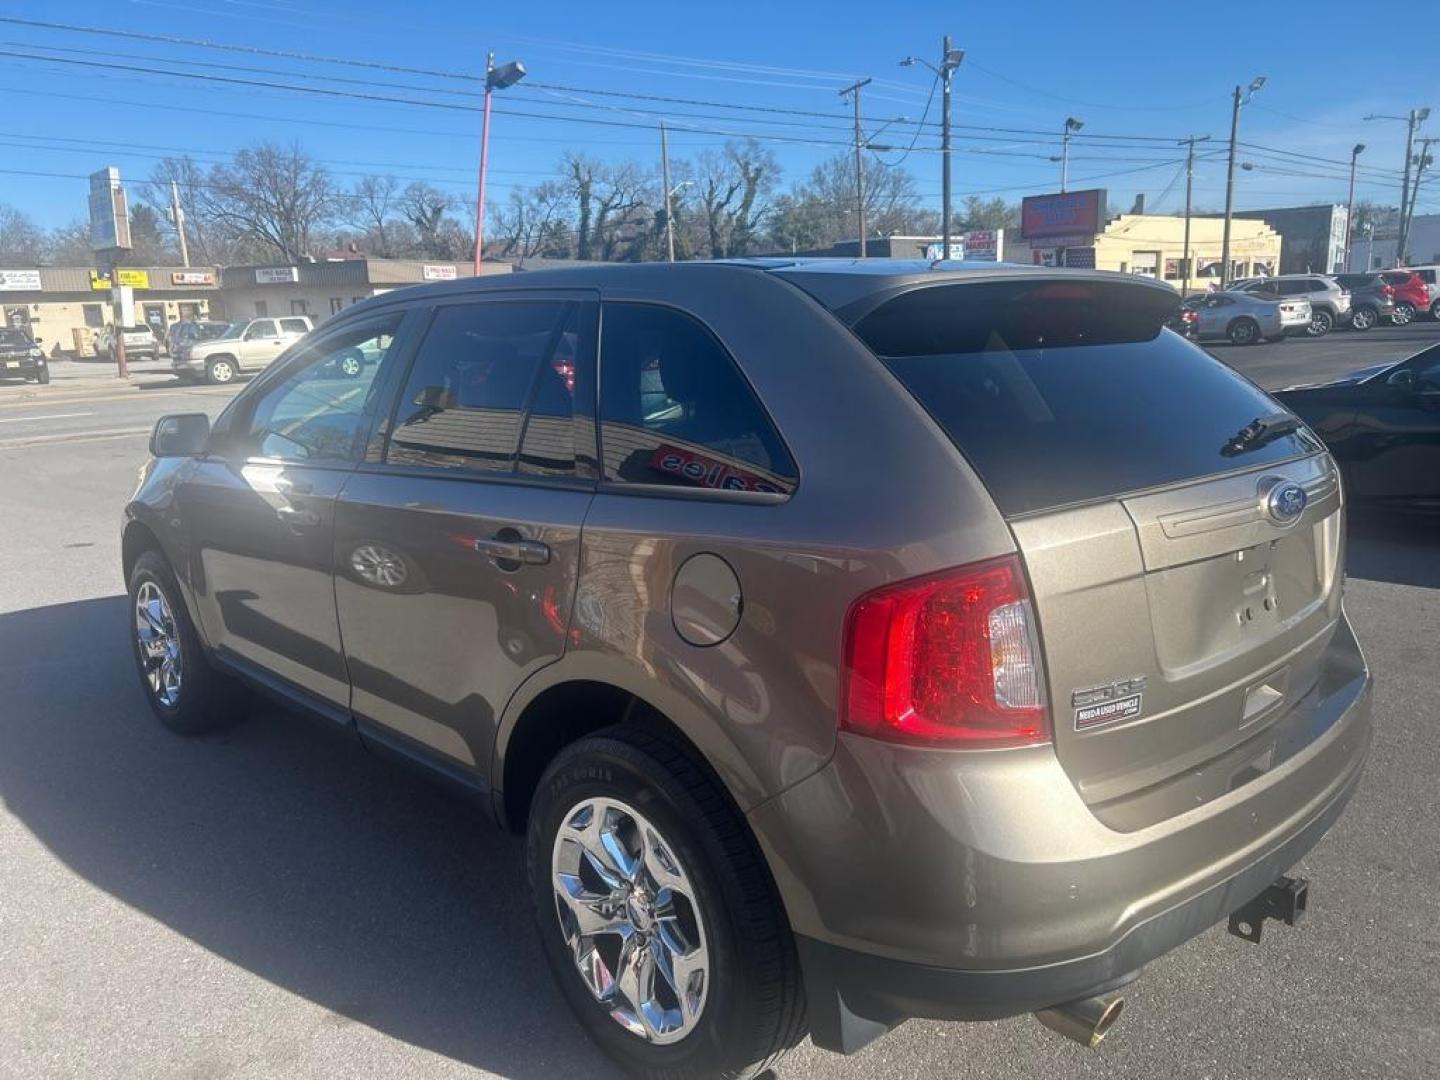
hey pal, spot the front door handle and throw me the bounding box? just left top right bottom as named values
left=275, top=505, right=321, bottom=529
left=473, top=536, right=551, bottom=566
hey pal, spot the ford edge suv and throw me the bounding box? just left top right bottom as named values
left=122, top=261, right=1372, bottom=1079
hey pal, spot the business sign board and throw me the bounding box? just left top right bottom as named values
left=172, top=270, right=216, bottom=286
left=422, top=264, right=458, bottom=281
left=1020, top=189, right=1106, bottom=241
left=0, top=269, right=42, bottom=291
left=255, top=266, right=300, bottom=284
left=88, top=167, right=132, bottom=252
left=923, top=242, right=966, bottom=260
left=116, top=268, right=150, bottom=289
left=961, top=228, right=1004, bottom=260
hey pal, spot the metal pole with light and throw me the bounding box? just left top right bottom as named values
left=1344, top=143, right=1365, bottom=272
left=1364, top=107, right=1428, bottom=266
left=1221, top=76, right=1266, bottom=287
left=474, top=53, right=526, bottom=276
left=1060, top=117, right=1083, bottom=192
left=840, top=78, right=872, bottom=257
left=901, top=42, right=964, bottom=259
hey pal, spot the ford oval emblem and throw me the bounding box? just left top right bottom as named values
left=1264, top=480, right=1307, bottom=525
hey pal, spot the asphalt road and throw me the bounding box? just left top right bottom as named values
left=1, top=333, right=1438, bottom=1080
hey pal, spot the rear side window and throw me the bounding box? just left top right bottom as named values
left=852, top=280, right=1321, bottom=516
left=279, top=318, right=310, bottom=335
left=387, top=300, right=577, bottom=475
left=598, top=303, right=796, bottom=495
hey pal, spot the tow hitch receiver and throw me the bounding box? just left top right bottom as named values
left=1228, top=875, right=1309, bottom=944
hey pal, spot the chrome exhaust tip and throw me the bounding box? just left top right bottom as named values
left=1034, top=993, right=1124, bottom=1049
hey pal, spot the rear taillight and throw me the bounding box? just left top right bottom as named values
left=841, top=555, right=1050, bottom=747
left=1381, top=284, right=1395, bottom=296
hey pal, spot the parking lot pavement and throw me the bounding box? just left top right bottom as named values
left=1205, top=319, right=1440, bottom=389
left=1, top=336, right=1437, bottom=1079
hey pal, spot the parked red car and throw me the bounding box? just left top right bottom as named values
left=1379, top=270, right=1431, bottom=324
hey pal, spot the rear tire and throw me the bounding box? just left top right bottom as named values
left=1430, top=299, right=1440, bottom=320
left=1393, top=302, right=1415, bottom=325
left=1228, top=318, right=1260, bottom=345
left=127, top=550, right=248, bottom=734
left=526, top=724, right=805, bottom=1080
left=205, top=356, right=237, bottom=385
left=1350, top=306, right=1377, bottom=331
left=1306, top=309, right=1333, bottom=337
left=33, top=365, right=50, bottom=384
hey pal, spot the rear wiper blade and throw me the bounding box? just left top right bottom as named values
left=1221, top=413, right=1302, bottom=457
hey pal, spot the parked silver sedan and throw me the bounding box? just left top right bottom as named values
left=1183, top=292, right=1311, bottom=345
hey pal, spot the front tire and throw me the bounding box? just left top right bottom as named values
left=526, top=725, right=805, bottom=1080
left=1306, top=309, right=1333, bottom=336
left=128, top=550, right=248, bottom=734
left=33, top=365, right=50, bottom=384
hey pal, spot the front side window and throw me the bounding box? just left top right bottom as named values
left=279, top=318, right=310, bottom=335
left=387, top=300, right=576, bottom=475
left=598, top=303, right=796, bottom=495
left=230, top=316, right=403, bottom=465
left=246, top=319, right=278, bottom=340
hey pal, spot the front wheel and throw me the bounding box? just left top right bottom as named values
left=1306, top=309, right=1334, bottom=336
left=128, top=550, right=248, bottom=734
left=32, top=365, right=50, bottom=384
left=1350, top=306, right=1377, bottom=331
left=1393, top=301, right=1415, bottom=325
left=205, top=356, right=237, bottom=385
left=526, top=725, right=805, bottom=1080
left=1228, top=318, right=1260, bottom=345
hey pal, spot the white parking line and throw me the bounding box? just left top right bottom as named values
left=0, top=411, right=95, bottom=424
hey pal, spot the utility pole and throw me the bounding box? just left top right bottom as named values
left=841, top=77, right=871, bottom=257
left=660, top=121, right=676, bottom=262
left=1400, top=135, right=1436, bottom=263
left=1178, top=135, right=1211, bottom=296
left=1221, top=76, right=1266, bottom=287
left=939, top=38, right=962, bottom=258
left=1396, top=109, right=1422, bottom=264
left=1344, top=143, right=1365, bottom=272
left=169, top=181, right=190, bottom=268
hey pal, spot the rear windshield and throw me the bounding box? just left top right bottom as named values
left=852, top=279, right=1320, bottom=516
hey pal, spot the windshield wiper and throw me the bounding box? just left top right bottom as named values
left=1221, top=413, right=1302, bottom=457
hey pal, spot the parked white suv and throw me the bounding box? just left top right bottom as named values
left=96, top=325, right=161, bottom=362
left=173, top=316, right=313, bottom=384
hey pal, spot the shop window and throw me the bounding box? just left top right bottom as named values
left=330, top=297, right=344, bottom=314
left=290, top=299, right=309, bottom=316
left=254, top=300, right=268, bottom=316
left=83, top=304, right=105, bottom=328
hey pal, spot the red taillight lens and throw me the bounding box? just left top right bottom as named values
left=1381, top=284, right=1395, bottom=296
left=841, top=555, right=1050, bottom=747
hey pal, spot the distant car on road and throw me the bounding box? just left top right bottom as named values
left=172, top=315, right=313, bottom=384
left=1274, top=340, right=1440, bottom=511
left=1230, top=274, right=1351, bottom=337
left=0, top=326, right=49, bottom=384
left=1331, top=273, right=1400, bottom=330
left=165, top=319, right=230, bottom=357
left=1377, top=270, right=1430, bottom=325
left=97, top=325, right=161, bottom=362
left=1183, top=291, right=1310, bottom=344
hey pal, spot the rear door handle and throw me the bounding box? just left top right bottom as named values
left=473, top=536, right=551, bottom=566
left=275, top=505, right=321, bottom=528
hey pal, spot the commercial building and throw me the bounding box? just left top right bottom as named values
left=1223, top=204, right=1348, bottom=274
left=0, top=266, right=219, bottom=355
left=217, top=257, right=509, bottom=322
left=769, top=231, right=1008, bottom=261
left=1349, top=211, right=1440, bottom=270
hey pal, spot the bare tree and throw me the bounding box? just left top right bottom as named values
left=346, top=175, right=401, bottom=257
left=398, top=181, right=460, bottom=258
left=202, top=143, right=335, bottom=262
left=492, top=181, right=571, bottom=263
left=45, top=219, right=93, bottom=265
left=563, top=155, right=650, bottom=262
left=692, top=140, right=777, bottom=258
left=0, top=203, right=47, bottom=263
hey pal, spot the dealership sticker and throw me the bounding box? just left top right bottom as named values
left=1074, top=693, right=1143, bottom=731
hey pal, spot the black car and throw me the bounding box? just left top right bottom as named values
left=1332, top=274, right=1399, bottom=330
left=1275, top=341, right=1440, bottom=511
left=0, top=326, right=50, bottom=384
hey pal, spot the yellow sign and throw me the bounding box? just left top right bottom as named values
left=116, top=268, right=150, bottom=288
left=90, top=271, right=111, bottom=290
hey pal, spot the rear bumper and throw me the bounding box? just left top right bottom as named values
left=749, top=612, right=1371, bottom=1050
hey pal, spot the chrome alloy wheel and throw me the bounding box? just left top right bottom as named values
left=134, top=581, right=183, bottom=707
left=551, top=797, right=710, bottom=1044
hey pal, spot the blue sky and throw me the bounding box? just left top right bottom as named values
left=1, top=0, right=1434, bottom=230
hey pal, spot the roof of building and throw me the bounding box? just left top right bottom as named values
left=0, top=266, right=220, bottom=294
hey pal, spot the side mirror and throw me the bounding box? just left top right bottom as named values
left=151, top=413, right=211, bottom=457
left=1386, top=368, right=1417, bottom=390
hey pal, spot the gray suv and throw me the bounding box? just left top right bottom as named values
left=1230, top=274, right=1352, bottom=336
left=123, top=262, right=1372, bottom=1078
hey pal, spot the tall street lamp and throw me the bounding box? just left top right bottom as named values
left=474, top=53, right=526, bottom=276
left=901, top=41, right=964, bottom=258
left=1364, top=107, right=1429, bottom=265
left=1344, top=143, right=1366, bottom=272
left=1060, top=116, right=1084, bottom=192
left=1221, top=76, right=1265, bottom=286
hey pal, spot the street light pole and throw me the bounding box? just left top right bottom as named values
left=902, top=44, right=964, bottom=259
left=1221, top=76, right=1265, bottom=287
left=840, top=78, right=871, bottom=258
left=1397, top=109, right=1421, bottom=263
left=473, top=52, right=526, bottom=276
left=1344, top=143, right=1365, bottom=272
left=1401, top=135, right=1436, bottom=263
left=1060, top=117, right=1083, bottom=193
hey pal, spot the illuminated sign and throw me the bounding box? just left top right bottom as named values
left=1021, top=189, right=1107, bottom=240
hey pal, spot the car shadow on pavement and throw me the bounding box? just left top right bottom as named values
left=1345, top=511, right=1440, bottom=590
left=0, top=595, right=620, bottom=1080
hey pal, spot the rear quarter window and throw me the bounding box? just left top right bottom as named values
left=851, top=279, right=1320, bottom=516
